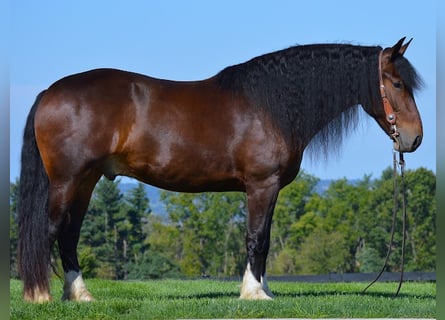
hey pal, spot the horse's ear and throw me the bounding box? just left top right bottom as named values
left=398, top=38, right=413, bottom=56
left=390, top=37, right=412, bottom=61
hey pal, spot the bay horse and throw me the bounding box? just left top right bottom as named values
left=18, top=37, right=423, bottom=302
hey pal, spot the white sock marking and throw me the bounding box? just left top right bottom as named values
left=240, top=263, right=273, bottom=300
left=63, top=270, right=94, bottom=301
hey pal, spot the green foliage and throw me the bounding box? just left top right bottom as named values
left=272, top=171, right=319, bottom=251
left=77, top=246, right=98, bottom=278
left=355, top=167, right=436, bottom=272
left=269, top=168, right=435, bottom=275
left=356, top=246, right=383, bottom=273
left=159, top=191, right=246, bottom=277
left=297, top=229, right=350, bottom=274
left=126, top=250, right=180, bottom=280
left=404, top=168, right=436, bottom=270
left=144, top=215, right=181, bottom=263
left=269, top=247, right=298, bottom=274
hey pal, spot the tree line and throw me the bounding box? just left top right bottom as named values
left=10, top=167, right=435, bottom=280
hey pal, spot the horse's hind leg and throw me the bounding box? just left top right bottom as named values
left=48, top=174, right=100, bottom=302
left=57, top=174, right=100, bottom=302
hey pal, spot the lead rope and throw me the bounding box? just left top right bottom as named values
left=363, top=151, right=407, bottom=296
left=396, top=152, right=406, bottom=296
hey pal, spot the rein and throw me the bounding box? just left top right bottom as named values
left=362, top=50, right=408, bottom=296
left=362, top=151, right=407, bottom=296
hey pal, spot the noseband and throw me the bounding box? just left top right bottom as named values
left=378, top=50, right=399, bottom=141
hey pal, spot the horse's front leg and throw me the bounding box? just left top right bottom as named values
left=240, top=179, right=279, bottom=300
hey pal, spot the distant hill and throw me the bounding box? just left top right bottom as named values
left=314, top=179, right=360, bottom=194
left=313, top=179, right=331, bottom=195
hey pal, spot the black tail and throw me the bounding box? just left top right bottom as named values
left=17, top=90, right=51, bottom=300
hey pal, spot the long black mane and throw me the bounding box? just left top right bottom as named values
left=216, top=43, right=421, bottom=157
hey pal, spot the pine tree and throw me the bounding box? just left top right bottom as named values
left=120, top=183, right=152, bottom=279
left=125, top=183, right=151, bottom=256
left=80, top=178, right=124, bottom=279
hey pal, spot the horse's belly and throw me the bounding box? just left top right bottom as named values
left=108, top=151, right=245, bottom=193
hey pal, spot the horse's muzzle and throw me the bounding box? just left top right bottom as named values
left=393, top=130, right=422, bottom=153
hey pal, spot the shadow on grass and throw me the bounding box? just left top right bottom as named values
left=154, top=290, right=240, bottom=300
left=160, top=283, right=436, bottom=301
left=275, top=290, right=436, bottom=300
left=111, top=289, right=435, bottom=301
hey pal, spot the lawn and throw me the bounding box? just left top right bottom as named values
left=10, top=278, right=435, bottom=319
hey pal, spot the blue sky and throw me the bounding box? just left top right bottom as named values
left=10, top=1, right=436, bottom=182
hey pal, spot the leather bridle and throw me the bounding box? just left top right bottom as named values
left=378, top=50, right=400, bottom=144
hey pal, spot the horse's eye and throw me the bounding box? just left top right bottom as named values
left=393, top=81, right=403, bottom=89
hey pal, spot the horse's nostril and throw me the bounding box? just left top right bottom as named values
left=412, top=135, right=422, bottom=150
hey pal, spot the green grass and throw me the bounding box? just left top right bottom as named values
left=10, top=278, right=435, bottom=319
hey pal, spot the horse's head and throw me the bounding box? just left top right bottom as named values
left=372, top=37, right=423, bottom=153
